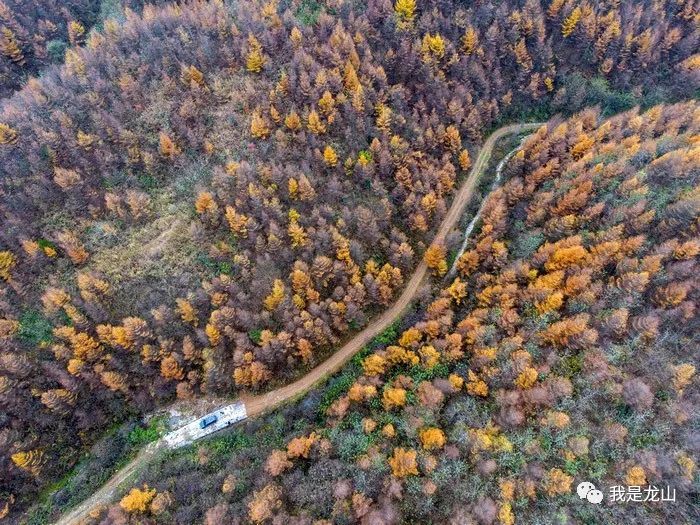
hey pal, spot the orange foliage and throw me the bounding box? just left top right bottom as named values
left=419, top=427, right=446, bottom=450
left=425, top=243, right=448, bottom=276
left=388, top=448, right=419, bottom=477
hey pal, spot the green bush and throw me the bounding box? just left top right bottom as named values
left=46, top=40, right=67, bottom=63
left=128, top=416, right=167, bottom=446
left=18, top=310, right=54, bottom=345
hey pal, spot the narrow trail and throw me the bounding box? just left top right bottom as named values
left=446, top=135, right=531, bottom=278
left=53, top=122, right=542, bottom=525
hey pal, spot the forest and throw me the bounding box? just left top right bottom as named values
left=0, top=0, right=697, bottom=523
left=62, top=103, right=700, bottom=525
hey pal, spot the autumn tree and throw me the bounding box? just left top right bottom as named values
left=425, top=243, right=448, bottom=276
left=388, top=448, right=419, bottom=477
left=120, top=485, right=157, bottom=513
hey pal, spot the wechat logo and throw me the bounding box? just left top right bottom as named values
left=577, top=481, right=604, bottom=504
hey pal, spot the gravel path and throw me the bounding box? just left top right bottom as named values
left=53, top=122, right=542, bottom=525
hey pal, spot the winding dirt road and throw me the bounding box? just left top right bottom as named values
left=53, top=122, right=541, bottom=525
left=243, top=122, right=541, bottom=417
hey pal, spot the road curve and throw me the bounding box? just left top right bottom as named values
left=53, top=122, right=541, bottom=525
left=244, top=122, right=542, bottom=416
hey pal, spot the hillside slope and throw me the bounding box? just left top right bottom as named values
left=87, top=103, right=699, bottom=525
left=0, top=0, right=698, bottom=519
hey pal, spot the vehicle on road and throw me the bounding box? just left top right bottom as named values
left=199, top=414, right=218, bottom=428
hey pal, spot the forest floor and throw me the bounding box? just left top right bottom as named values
left=52, top=122, right=542, bottom=525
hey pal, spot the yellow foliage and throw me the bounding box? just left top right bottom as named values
left=424, top=243, right=447, bottom=276
left=54, top=327, right=103, bottom=361
left=394, top=0, right=416, bottom=29
left=459, top=149, right=472, bottom=170
left=195, top=192, right=217, bottom=214
left=376, top=104, right=392, bottom=132
left=323, top=145, right=338, bottom=166
left=388, top=447, right=419, bottom=477
left=386, top=345, right=419, bottom=366
left=181, top=64, right=205, bottom=86
left=382, top=387, right=407, bottom=409
left=421, top=33, right=446, bottom=63
left=250, top=108, right=270, bottom=138
left=284, top=110, right=301, bottom=131
left=0, top=251, right=15, bottom=281
left=543, top=468, right=573, bottom=495
left=544, top=76, right=554, bottom=91
left=545, top=245, right=588, bottom=271
left=160, top=355, right=184, bottom=381
left=500, top=479, right=516, bottom=501
left=318, top=90, right=335, bottom=116
left=446, top=277, right=467, bottom=304
left=159, top=132, right=180, bottom=158
left=11, top=449, right=44, bottom=476
left=286, top=432, right=317, bottom=458
left=449, top=373, right=464, bottom=390
left=542, top=410, right=570, bottom=429
left=362, top=418, right=377, bottom=433
left=307, top=109, right=326, bottom=134
left=561, top=7, right=581, bottom=38
left=114, top=483, right=154, bottom=513
left=515, top=366, right=538, bottom=389
left=296, top=338, right=313, bottom=362
left=671, top=363, right=695, bottom=393
left=343, top=62, right=360, bottom=92
left=67, top=358, right=84, bottom=375
left=234, top=360, right=271, bottom=387
left=348, top=382, right=378, bottom=402
left=53, top=167, right=81, bottom=189
left=461, top=27, right=478, bottom=55
left=473, top=346, right=497, bottom=362
left=0, top=123, right=18, bottom=145
left=625, top=466, right=647, bottom=485
left=498, top=502, right=515, bottom=525
left=674, top=240, right=699, bottom=260
left=539, top=314, right=593, bottom=348
left=246, top=35, right=265, bottom=72
left=419, top=427, right=446, bottom=450
left=535, top=291, right=564, bottom=314
left=225, top=206, right=250, bottom=237
left=466, top=370, right=489, bottom=397
left=77, top=273, right=110, bottom=302
left=288, top=220, right=309, bottom=247
left=44, top=286, right=70, bottom=311
left=677, top=453, right=695, bottom=481
left=290, top=26, right=303, bottom=47
left=205, top=323, right=221, bottom=346
left=68, top=21, right=85, bottom=45
left=176, top=298, right=198, bottom=326
left=419, top=344, right=440, bottom=368
left=571, top=133, right=594, bottom=158
left=0, top=318, right=19, bottom=339
left=421, top=192, right=437, bottom=214
left=65, top=49, right=84, bottom=75
left=398, top=327, right=421, bottom=347
left=264, top=279, right=285, bottom=310
left=288, top=177, right=299, bottom=198
left=469, top=425, right=513, bottom=453
left=363, top=353, right=387, bottom=376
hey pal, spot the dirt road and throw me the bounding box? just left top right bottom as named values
left=53, top=122, right=541, bottom=525
left=244, top=122, right=541, bottom=416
